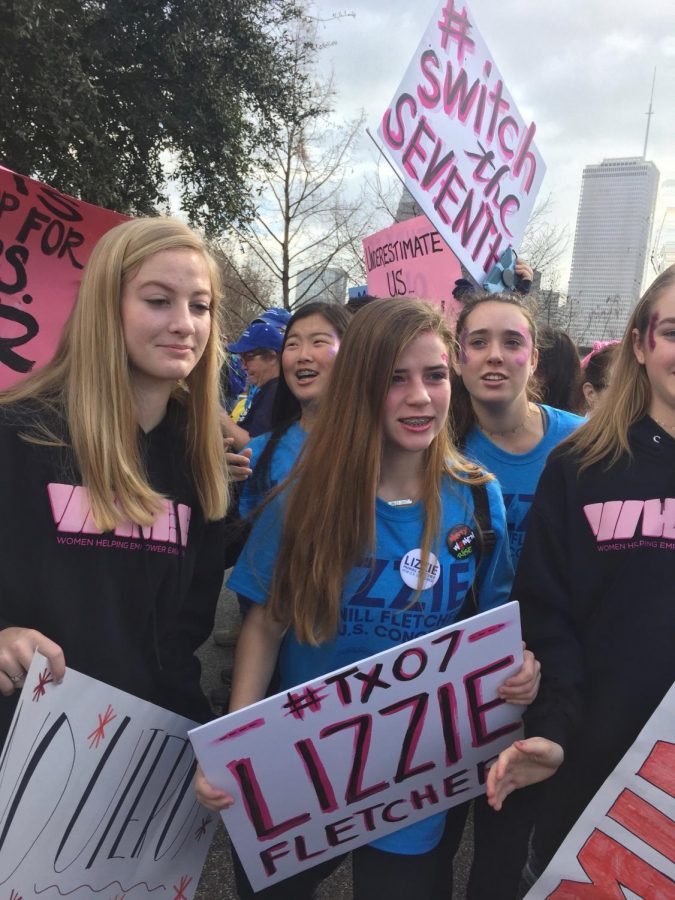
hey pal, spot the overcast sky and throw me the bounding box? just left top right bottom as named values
left=313, top=0, right=675, bottom=287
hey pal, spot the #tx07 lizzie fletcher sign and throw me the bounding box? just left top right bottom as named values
left=0, top=653, right=216, bottom=899
left=374, top=0, right=545, bottom=285
left=526, top=681, right=675, bottom=899
left=190, top=602, right=524, bottom=891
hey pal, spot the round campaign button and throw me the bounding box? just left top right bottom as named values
left=400, top=549, right=441, bottom=590
left=447, top=524, right=477, bottom=560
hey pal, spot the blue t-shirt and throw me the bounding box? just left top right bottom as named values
left=228, top=473, right=513, bottom=855
left=463, top=405, right=584, bottom=564
left=239, top=421, right=307, bottom=518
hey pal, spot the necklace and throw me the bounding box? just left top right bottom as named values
left=476, top=404, right=536, bottom=438
left=654, top=417, right=675, bottom=432
left=386, top=498, right=414, bottom=507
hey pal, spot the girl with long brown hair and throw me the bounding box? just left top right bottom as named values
left=450, top=292, right=584, bottom=899
left=486, top=266, right=675, bottom=886
left=198, top=299, right=539, bottom=899
left=0, top=217, right=228, bottom=739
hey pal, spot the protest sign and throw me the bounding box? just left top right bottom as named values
left=0, top=167, right=129, bottom=389
left=0, top=652, right=215, bottom=899
left=374, top=0, right=545, bottom=285
left=526, top=681, right=675, bottom=898
left=190, top=602, right=524, bottom=891
left=362, top=214, right=462, bottom=316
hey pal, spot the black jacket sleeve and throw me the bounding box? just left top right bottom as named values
left=511, top=454, right=585, bottom=752
left=156, top=516, right=228, bottom=722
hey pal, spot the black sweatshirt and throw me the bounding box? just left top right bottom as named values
left=514, top=416, right=675, bottom=798
left=0, top=400, right=226, bottom=741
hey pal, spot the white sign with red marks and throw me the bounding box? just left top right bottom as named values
left=190, top=602, right=524, bottom=890
left=526, top=681, right=675, bottom=898
left=0, top=652, right=214, bottom=899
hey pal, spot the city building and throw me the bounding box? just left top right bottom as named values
left=294, top=265, right=348, bottom=307
left=566, top=157, right=659, bottom=348
left=652, top=178, right=675, bottom=273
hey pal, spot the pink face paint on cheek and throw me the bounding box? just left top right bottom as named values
left=515, top=325, right=532, bottom=366
left=648, top=312, right=659, bottom=351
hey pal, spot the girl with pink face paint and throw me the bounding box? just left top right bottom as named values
left=449, top=293, right=584, bottom=900
left=452, top=293, right=584, bottom=570
left=485, top=266, right=675, bottom=894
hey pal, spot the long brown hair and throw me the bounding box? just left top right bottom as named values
left=566, top=264, right=675, bottom=470
left=451, top=292, right=539, bottom=444
left=0, top=217, right=228, bottom=528
left=266, top=299, right=489, bottom=645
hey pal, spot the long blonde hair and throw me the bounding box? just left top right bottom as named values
left=567, top=264, right=675, bottom=470
left=266, top=299, right=489, bottom=645
left=0, top=217, right=228, bottom=528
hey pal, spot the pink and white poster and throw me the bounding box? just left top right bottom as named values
left=363, top=214, right=462, bottom=318
left=373, top=0, right=545, bottom=285
left=0, top=167, right=129, bottom=389
left=190, top=603, right=524, bottom=891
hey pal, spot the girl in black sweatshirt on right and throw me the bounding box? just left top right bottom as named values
left=486, top=265, right=675, bottom=880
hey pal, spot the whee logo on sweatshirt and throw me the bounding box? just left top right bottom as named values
left=47, top=483, right=191, bottom=552
left=583, top=498, right=675, bottom=551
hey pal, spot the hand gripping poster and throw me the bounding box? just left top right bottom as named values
left=190, top=602, right=524, bottom=891
left=0, top=653, right=216, bottom=898
left=373, top=0, right=546, bottom=285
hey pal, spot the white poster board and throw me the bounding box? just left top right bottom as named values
left=374, top=0, right=545, bottom=284
left=526, top=682, right=675, bottom=898
left=190, top=602, right=524, bottom=891
left=0, top=653, right=216, bottom=899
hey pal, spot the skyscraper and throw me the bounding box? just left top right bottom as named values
left=566, top=157, right=659, bottom=348
left=653, top=178, right=675, bottom=273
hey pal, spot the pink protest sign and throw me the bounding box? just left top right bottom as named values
left=190, top=603, right=524, bottom=891
left=374, top=0, right=546, bottom=285
left=0, top=167, right=129, bottom=389
left=363, top=214, right=462, bottom=318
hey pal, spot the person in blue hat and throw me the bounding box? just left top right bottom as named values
left=222, top=320, right=284, bottom=449
left=252, top=307, right=292, bottom=331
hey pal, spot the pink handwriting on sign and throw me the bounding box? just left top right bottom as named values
left=212, top=718, right=266, bottom=744
left=283, top=686, right=329, bottom=720
left=172, top=875, right=193, bottom=900
left=87, top=704, right=117, bottom=749
left=0, top=167, right=129, bottom=389
left=375, top=1, right=545, bottom=288
left=32, top=667, right=53, bottom=702
left=468, top=622, right=508, bottom=642
left=47, top=483, right=192, bottom=546
left=437, top=0, right=475, bottom=63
